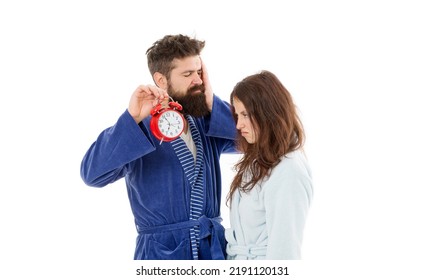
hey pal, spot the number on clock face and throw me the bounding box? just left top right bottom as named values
left=158, top=111, right=184, bottom=137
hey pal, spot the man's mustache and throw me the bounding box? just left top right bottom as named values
left=187, top=84, right=205, bottom=94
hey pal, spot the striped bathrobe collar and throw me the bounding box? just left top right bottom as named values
left=171, top=115, right=204, bottom=259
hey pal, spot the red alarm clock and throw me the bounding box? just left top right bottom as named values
left=150, top=98, right=185, bottom=143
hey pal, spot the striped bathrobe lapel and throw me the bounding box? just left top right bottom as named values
left=171, top=115, right=204, bottom=259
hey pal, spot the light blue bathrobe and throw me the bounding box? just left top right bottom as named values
left=81, top=95, right=237, bottom=260
left=225, top=150, right=313, bottom=260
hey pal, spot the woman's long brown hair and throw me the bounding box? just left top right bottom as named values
left=227, top=70, right=305, bottom=205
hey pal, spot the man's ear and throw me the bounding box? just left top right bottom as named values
left=153, top=72, right=168, bottom=89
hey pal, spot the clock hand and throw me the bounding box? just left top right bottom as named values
left=169, top=122, right=180, bottom=127
left=163, top=116, right=171, bottom=125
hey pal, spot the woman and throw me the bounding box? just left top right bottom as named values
left=225, top=70, right=313, bottom=260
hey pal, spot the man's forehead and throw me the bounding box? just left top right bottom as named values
left=172, top=56, right=201, bottom=71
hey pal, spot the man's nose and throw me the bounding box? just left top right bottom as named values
left=192, top=73, right=203, bottom=85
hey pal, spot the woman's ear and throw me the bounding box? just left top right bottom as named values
left=153, top=72, right=168, bottom=89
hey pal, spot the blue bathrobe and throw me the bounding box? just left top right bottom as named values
left=80, top=95, right=237, bottom=260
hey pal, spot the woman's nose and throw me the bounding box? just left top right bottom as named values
left=236, top=119, right=244, bottom=130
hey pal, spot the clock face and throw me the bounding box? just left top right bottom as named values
left=158, top=110, right=184, bottom=138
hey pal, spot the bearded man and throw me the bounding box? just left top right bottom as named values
left=80, top=34, right=237, bottom=260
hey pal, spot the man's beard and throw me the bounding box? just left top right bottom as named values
left=168, top=84, right=209, bottom=117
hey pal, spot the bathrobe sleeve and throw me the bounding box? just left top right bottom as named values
left=205, top=95, right=238, bottom=153
left=264, top=153, right=313, bottom=259
left=80, top=109, right=155, bottom=187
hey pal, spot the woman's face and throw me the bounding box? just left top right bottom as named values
left=232, top=98, right=257, bottom=144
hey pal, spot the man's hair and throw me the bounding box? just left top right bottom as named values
left=146, top=34, right=205, bottom=80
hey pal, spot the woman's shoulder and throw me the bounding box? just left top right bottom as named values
left=275, top=150, right=312, bottom=177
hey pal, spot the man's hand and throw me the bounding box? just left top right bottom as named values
left=128, top=85, right=168, bottom=124
left=200, top=58, right=214, bottom=112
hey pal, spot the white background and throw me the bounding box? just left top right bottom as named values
left=1, top=0, right=423, bottom=278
